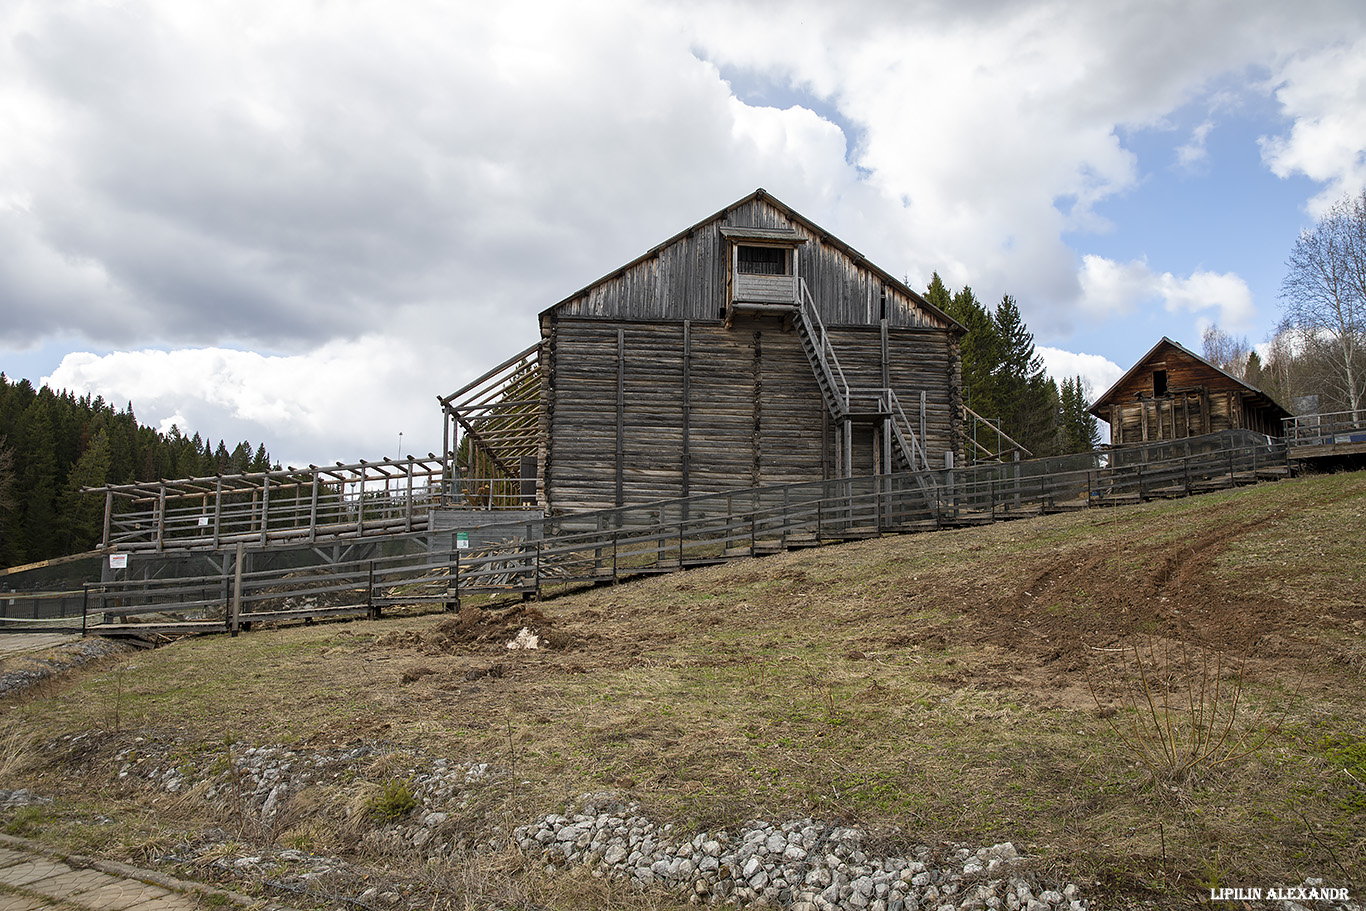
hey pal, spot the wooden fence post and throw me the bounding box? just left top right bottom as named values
left=102, top=491, right=113, bottom=549
left=367, top=560, right=378, bottom=619
left=447, top=547, right=459, bottom=611
left=230, top=542, right=243, bottom=637
left=534, top=541, right=542, bottom=601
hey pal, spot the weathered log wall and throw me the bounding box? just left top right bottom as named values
left=1100, top=341, right=1286, bottom=445
left=540, top=315, right=959, bottom=513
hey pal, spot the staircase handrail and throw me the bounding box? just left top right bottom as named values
left=882, top=388, right=932, bottom=475
left=798, top=279, right=850, bottom=414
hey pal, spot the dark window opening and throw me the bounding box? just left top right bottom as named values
left=737, top=245, right=787, bottom=275
left=1153, top=369, right=1168, bottom=397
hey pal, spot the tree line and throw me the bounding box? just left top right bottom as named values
left=0, top=374, right=276, bottom=569
left=923, top=274, right=1099, bottom=460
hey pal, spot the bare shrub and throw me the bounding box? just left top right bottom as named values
left=1088, top=634, right=1287, bottom=783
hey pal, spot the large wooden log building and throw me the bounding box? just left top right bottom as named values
left=442, top=189, right=965, bottom=515
left=1089, top=337, right=1290, bottom=446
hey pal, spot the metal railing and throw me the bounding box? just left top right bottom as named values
left=1282, top=411, right=1366, bottom=448
left=797, top=279, right=851, bottom=414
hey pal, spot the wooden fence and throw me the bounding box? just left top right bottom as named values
left=45, top=430, right=1286, bottom=636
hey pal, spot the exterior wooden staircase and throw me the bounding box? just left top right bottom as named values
left=790, top=280, right=938, bottom=503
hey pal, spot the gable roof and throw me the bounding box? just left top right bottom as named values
left=540, top=188, right=961, bottom=331
left=1088, top=336, right=1289, bottom=419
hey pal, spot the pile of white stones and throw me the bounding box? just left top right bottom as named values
left=515, top=795, right=1091, bottom=911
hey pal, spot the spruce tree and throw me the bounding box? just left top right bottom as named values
left=993, top=295, right=1057, bottom=457
left=56, top=428, right=112, bottom=552
left=945, top=286, right=1002, bottom=419
left=0, top=440, right=17, bottom=567
left=1058, top=376, right=1101, bottom=454
left=15, top=396, right=60, bottom=561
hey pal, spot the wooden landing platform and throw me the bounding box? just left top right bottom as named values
left=1291, top=439, right=1366, bottom=460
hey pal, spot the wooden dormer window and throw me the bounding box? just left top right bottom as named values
left=737, top=245, right=789, bottom=276
left=720, top=225, right=804, bottom=310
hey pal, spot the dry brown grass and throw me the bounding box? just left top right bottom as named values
left=0, top=724, right=31, bottom=787
left=2, top=470, right=1365, bottom=908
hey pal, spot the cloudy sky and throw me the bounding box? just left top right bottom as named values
left=3, top=0, right=1364, bottom=468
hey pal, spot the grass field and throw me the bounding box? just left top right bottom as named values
left=2, top=469, right=1364, bottom=908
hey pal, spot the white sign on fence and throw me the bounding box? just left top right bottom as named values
left=109, top=553, right=128, bottom=569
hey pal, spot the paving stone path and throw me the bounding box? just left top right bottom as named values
left=0, top=837, right=297, bottom=911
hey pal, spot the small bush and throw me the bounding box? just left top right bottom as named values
left=367, top=779, right=417, bottom=823
left=1088, top=634, right=1286, bottom=783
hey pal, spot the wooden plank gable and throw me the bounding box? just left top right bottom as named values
left=545, top=189, right=957, bottom=331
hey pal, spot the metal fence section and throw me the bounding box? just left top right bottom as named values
left=1283, top=411, right=1366, bottom=451
left=0, top=554, right=108, bottom=633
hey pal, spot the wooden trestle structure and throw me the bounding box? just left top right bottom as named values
left=86, top=454, right=454, bottom=553
left=438, top=343, right=540, bottom=510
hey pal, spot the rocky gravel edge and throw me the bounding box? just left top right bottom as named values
left=517, top=793, right=1085, bottom=911
left=26, top=733, right=1363, bottom=911
left=0, top=637, right=133, bottom=699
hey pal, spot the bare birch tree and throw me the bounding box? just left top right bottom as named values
left=1201, top=325, right=1250, bottom=380
left=1279, top=190, right=1366, bottom=417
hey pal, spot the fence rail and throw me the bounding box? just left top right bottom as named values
left=10, top=430, right=1287, bottom=636
left=1283, top=411, right=1366, bottom=448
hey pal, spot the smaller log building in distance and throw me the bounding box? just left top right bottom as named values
left=441, top=188, right=966, bottom=515
left=1089, top=337, right=1290, bottom=447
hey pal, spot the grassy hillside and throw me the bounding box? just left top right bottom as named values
left=2, top=470, right=1364, bottom=908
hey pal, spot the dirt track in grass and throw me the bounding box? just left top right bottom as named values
left=3, top=470, right=1365, bottom=909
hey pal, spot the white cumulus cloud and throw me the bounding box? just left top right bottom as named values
left=1260, top=35, right=1366, bottom=213
left=1037, top=347, right=1124, bottom=401
left=1079, top=255, right=1254, bottom=329
left=44, top=338, right=446, bottom=468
